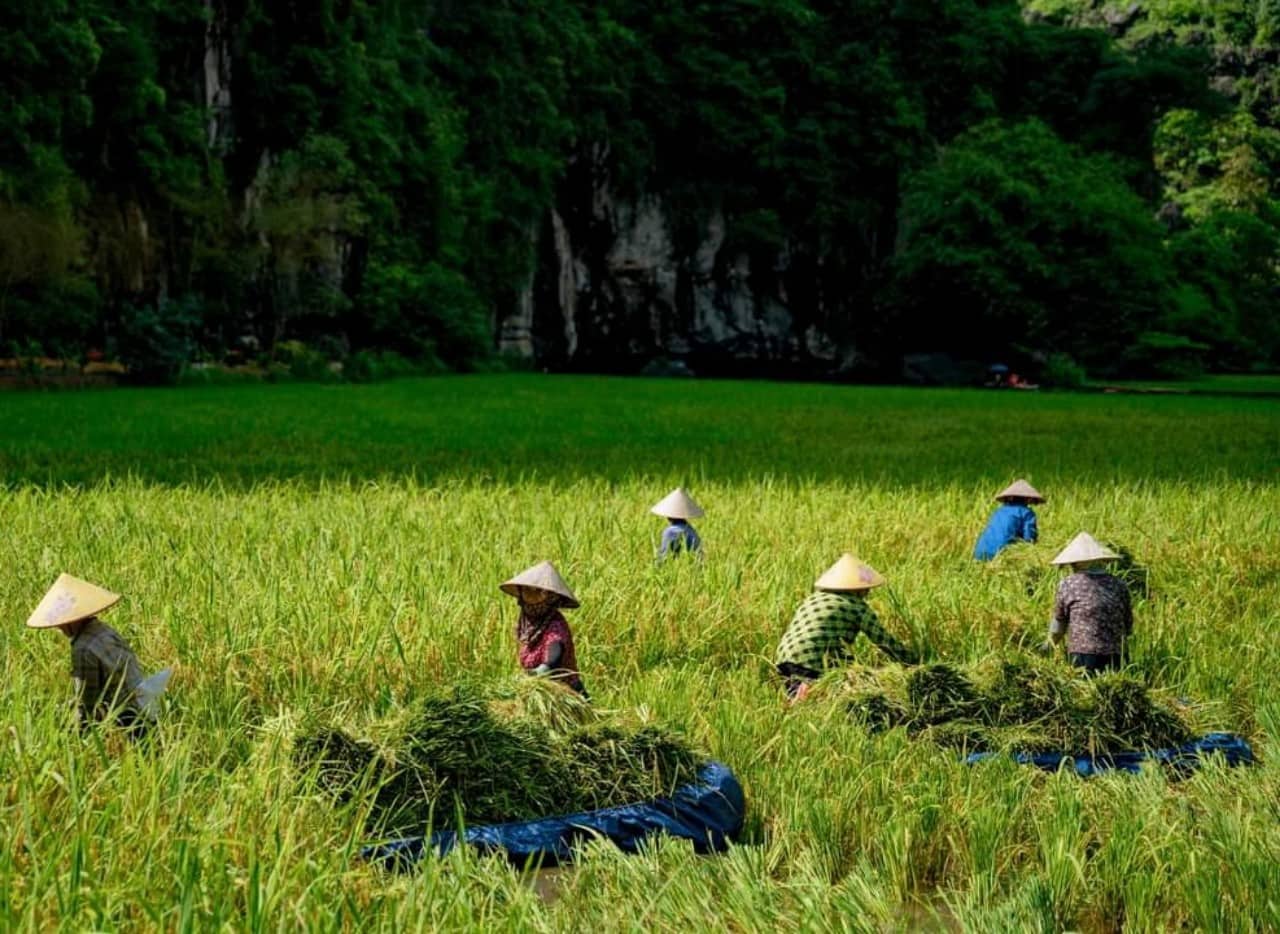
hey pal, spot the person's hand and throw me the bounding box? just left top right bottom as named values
left=533, top=663, right=551, bottom=676
left=1035, top=641, right=1054, bottom=657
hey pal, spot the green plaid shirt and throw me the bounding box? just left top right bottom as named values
left=775, top=591, right=913, bottom=671
left=71, top=619, right=143, bottom=724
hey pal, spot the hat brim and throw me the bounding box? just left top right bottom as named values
left=499, top=582, right=580, bottom=609
left=26, top=595, right=120, bottom=629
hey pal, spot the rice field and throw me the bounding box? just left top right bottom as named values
left=1, top=375, right=1278, bottom=931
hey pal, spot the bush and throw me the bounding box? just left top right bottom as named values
left=1125, top=330, right=1209, bottom=379
left=343, top=350, right=433, bottom=383
left=1040, top=352, right=1087, bottom=388
left=115, top=297, right=200, bottom=385
left=275, top=340, right=338, bottom=382
left=891, top=120, right=1182, bottom=370
left=357, top=259, right=489, bottom=369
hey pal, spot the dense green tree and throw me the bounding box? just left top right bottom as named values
left=0, top=0, right=1274, bottom=376
left=890, top=120, right=1183, bottom=373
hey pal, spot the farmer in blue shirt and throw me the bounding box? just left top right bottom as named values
left=973, top=479, right=1043, bottom=561
left=652, top=487, right=704, bottom=560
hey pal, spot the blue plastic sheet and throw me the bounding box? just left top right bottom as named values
left=362, top=760, right=745, bottom=871
left=965, top=732, right=1254, bottom=777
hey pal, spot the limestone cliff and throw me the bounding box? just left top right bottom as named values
left=499, top=153, right=854, bottom=377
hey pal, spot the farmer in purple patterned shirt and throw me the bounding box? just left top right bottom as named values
left=1041, top=532, right=1132, bottom=674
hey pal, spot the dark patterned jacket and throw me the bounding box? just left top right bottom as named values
left=1051, top=570, right=1132, bottom=655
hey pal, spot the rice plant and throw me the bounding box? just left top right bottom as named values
left=0, top=375, right=1276, bottom=930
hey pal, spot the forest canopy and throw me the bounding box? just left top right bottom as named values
left=1, top=0, right=1277, bottom=380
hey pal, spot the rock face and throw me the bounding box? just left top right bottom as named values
left=499, top=153, right=852, bottom=376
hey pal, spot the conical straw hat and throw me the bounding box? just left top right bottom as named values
left=26, top=573, right=121, bottom=629
left=1051, top=532, right=1120, bottom=566
left=650, top=487, right=705, bottom=520
left=500, top=561, right=580, bottom=608
left=814, top=554, right=885, bottom=592
left=995, top=479, right=1045, bottom=503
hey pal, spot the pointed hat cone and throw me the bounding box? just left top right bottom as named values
left=650, top=487, right=705, bottom=520
left=1051, top=532, right=1120, bottom=566
left=995, top=479, right=1045, bottom=503
left=814, top=554, right=885, bottom=592
left=27, top=573, right=121, bottom=629
left=500, top=561, right=580, bottom=608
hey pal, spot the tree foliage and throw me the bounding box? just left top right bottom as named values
left=892, top=120, right=1182, bottom=374
left=0, top=0, right=1276, bottom=377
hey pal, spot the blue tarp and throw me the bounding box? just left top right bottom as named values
left=362, top=760, right=745, bottom=871
left=965, top=732, right=1254, bottom=777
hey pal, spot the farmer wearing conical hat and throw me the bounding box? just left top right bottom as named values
left=774, top=555, right=917, bottom=702
left=27, top=573, right=147, bottom=735
left=1040, top=533, right=1132, bottom=674
left=973, top=479, right=1043, bottom=561
left=502, top=561, right=587, bottom=697
left=652, top=487, right=704, bottom=561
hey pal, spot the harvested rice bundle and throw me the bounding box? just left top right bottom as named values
left=292, top=727, right=381, bottom=802
left=393, top=687, right=577, bottom=827
left=843, top=690, right=905, bottom=732
left=972, top=654, right=1080, bottom=725
left=564, top=725, right=704, bottom=806
left=1084, top=675, right=1193, bottom=753
left=824, top=653, right=1202, bottom=759
left=487, top=676, right=598, bottom=733
left=903, top=664, right=982, bottom=726
left=808, top=664, right=911, bottom=729
left=295, top=683, right=707, bottom=836
left=917, top=720, right=989, bottom=753
left=983, top=726, right=1063, bottom=756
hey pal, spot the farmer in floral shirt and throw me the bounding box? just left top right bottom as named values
left=502, top=561, right=587, bottom=697
left=1042, top=532, right=1133, bottom=673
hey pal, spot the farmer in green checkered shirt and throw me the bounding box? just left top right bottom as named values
left=775, top=554, right=917, bottom=703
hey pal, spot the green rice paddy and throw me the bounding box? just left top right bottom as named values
left=1, top=375, right=1277, bottom=930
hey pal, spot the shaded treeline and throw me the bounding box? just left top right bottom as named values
left=1, top=0, right=1276, bottom=379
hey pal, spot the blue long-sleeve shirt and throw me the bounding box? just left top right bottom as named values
left=973, top=504, right=1038, bottom=561
left=657, top=521, right=701, bottom=559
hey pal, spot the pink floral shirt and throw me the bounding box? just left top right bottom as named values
left=516, top=612, right=580, bottom=684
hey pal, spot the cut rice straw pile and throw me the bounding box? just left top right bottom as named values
left=808, top=653, right=1211, bottom=758
left=293, top=678, right=707, bottom=836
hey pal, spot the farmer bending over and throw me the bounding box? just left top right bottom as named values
left=27, top=573, right=148, bottom=737
left=775, top=554, right=916, bottom=703
left=651, top=487, right=704, bottom=561
left=973, top=479, right=1042, bottom=561
left=1040, top=532, right=1132, bottom=674
left=502, top=561, right=587, bottom=697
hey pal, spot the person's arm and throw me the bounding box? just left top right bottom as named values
left=656, top=527, right=675, bottom=561
left=70, top=644, right=102, bottom=728
left=533, top=640, right=563, bottom=675
left=1024, top=509, right=1038, bottom=544
left=1121, top=584, right=1133, bottom=637
left=1043, top=584, right=1069, bottom=652
left=860, top=609, right=916, bottom=665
